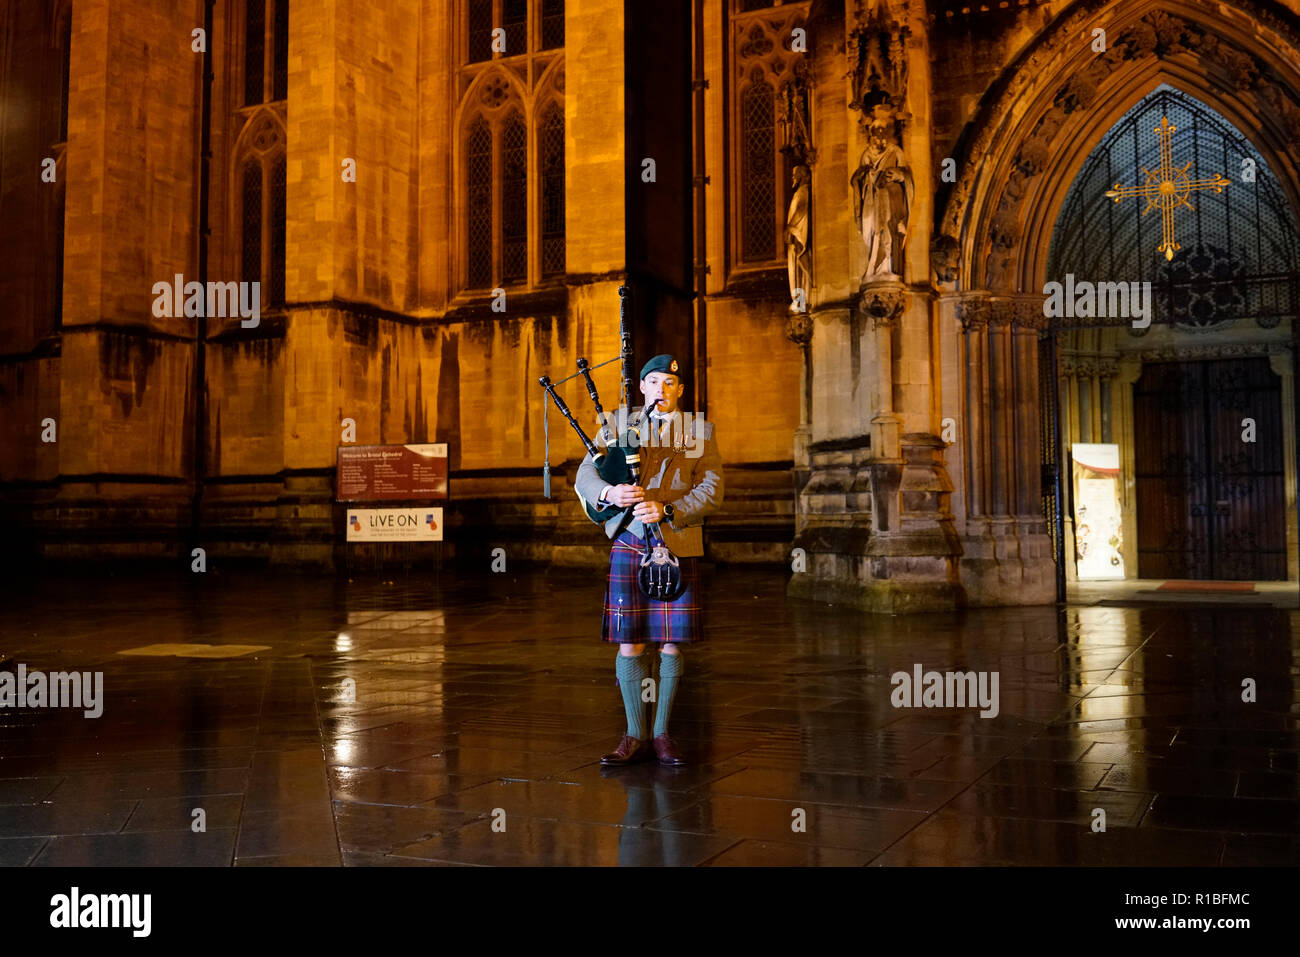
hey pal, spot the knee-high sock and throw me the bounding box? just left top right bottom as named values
left=615, top=652, right=649, bottom=740
left=654, top=649, right=684, bottom=737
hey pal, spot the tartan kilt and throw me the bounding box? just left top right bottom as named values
left=600, top=530, right=701, bottom=644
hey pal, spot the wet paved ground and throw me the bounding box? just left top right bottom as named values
left=1, top=565, right=1298, bottom=866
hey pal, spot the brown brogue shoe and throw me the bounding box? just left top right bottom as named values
left=601, top=734, right=652, bottom=766
left=653, top=734, right=686, bottom=766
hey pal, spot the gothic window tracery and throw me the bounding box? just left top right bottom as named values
left=234, top=1, right=287, bottom=311
left=467, top=118, right=494, bottom=288
left=243, top=0, right=288, bottom=106
left=730, top=2, right=809, bottom=272
left=457, top=1, right=565, bottom=295
left=541, top=0, right=565, bottom=49
left=241, top=161, right=262, bottom=288
left=469, top=1, right=495, bottom=62
left=234, top=114, right=286, bottom=309
left=540, top=103, right=565, bottom=276
left=503, top=0, right=528, bottom=54
left=466, top=0, right=563, bottom=62
left=741, top=74, right=777, bottom=261
left=502, top=112, right=528, bottom=284
left=1049, top=86, right=1299, bottom=332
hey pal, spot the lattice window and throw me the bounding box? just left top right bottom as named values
left=273, top=0, right=289, bottom=101
left=467, top=118, right=493, bottom=288
left=269, top=154, right=286, bottom=306
left=467, top=0, right=565, bottom=62
left=458, top=0, right=564, bottom=293
left=241, top=160, right=262, bottom=286
left=741, top=77, right=776, bottom=262
left=503, top=0, right=528, bottom=56
left=233, top=0, right=286, bottom=316
left=244, top=0, right=265, bottom=105
left=730, top=6, right=804, bottom=273
left=540, top=104, right=565, bottom=276
left=234, top=108, right=285, bottom=311
left=501, top=112, right=528, bottom=283
left=245, top=0, right=288, bottom=105
left=541, top=0, right=564, bottom=50
left=468, top=0, right=494, bottom=62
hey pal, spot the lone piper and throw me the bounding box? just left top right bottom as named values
left=576, top=354, right=724, bottom=766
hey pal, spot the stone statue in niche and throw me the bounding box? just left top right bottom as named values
left=785, top=165, right=812, bottom=312
left=850, top=2, right=909, bottom=121
left=778, top=68, right=813, bottom=168
left=852, top=105, right=913, bottom=281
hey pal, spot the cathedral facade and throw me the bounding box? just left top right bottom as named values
left=2, top=0, right=1298, bottom=610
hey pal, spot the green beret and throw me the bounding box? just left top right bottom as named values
left=640, top=354, right=682, bottom=380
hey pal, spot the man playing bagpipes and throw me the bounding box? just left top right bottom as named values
left=575, top=354, right=724, bottom=767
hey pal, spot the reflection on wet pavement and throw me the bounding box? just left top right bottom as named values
left=1, top=567, right=1297, bottom=865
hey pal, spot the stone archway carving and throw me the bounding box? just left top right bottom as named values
left=931, top=1, right=1300, bottom=603
left=935, top=0, right=1300, bottom=294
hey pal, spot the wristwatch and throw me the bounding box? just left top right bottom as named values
left=663, top=503, right=675, bottom=524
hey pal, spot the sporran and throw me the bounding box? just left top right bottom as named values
left=637, top=525, right=686, bottom=602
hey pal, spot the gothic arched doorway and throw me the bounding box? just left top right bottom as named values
left=1043, top=86, right=1300, bottom=584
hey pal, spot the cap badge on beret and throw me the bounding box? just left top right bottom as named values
left=640, top=353, right=682, bottom=380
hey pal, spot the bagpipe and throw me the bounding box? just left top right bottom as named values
left=537, top=285, right=686, bottom=602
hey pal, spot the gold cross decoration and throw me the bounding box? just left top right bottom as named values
left=1104, top=116, right=1231, bottom=261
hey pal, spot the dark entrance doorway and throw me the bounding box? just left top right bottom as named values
left=1132, top=357, right=1286, bottom=580
left=1037, top=87, right=1300, bottom=598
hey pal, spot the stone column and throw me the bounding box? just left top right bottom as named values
left=1059, top=351, right=1078, bottom=448
left=860, top=2, right=961, bottom=612
left=564, top=0, right=629, bottom=336
left=787, top=312, right=814, bottom=491
left=860, top=285, right=903, bottom=464
left=274, top=0, right=423, bottom=566
left=1012, top=299, right=1046, bottom=517
left=1098, top=357, right=1116, bottom=444
left=955, top=294, right=1053, bottom=604
left=1011, top=296, right=1053, bottom=600
left=1114, top=358, right=1142, bottom=579
left=790, top=0, right=961, bottom=612
left=48, top=0, right=202, bottom=560
left=1059, top=354, right=1078, bottom=581
left=985, top=298, right=1018, bottom=591
left=1089, top=358, right=1103, bottom=441
left=987, top=299, right=1014, bottom=516
left=819, top=280, right=957, bottom=612
left=955, top=292, right=992, bottom=575
left=1268, top=349, right=1298, bottom=581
